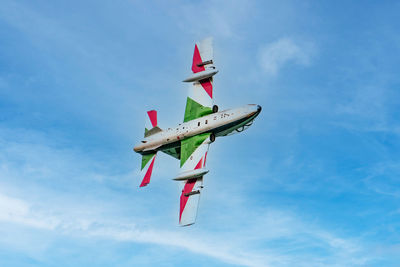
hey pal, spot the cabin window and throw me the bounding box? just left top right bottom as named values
left=198, top=122, right=200, bottom=126
left=205, top=120, right=208, bottom=124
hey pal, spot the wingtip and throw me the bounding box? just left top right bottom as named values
left=139, top=182, right=149, bottom=188
left=179, top=222, right=195, bottom=227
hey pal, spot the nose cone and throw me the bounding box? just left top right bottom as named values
left=247, top=104, right=262, bottom=119
left=133, top=142, right=144, bottom=153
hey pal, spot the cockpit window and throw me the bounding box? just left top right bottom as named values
left=141, top=140, right=147, bottom=143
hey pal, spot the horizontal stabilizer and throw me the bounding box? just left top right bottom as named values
left=140, top=153, right=157, bottom=187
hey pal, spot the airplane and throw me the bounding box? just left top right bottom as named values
left=133, top=38, right=261, bottom=226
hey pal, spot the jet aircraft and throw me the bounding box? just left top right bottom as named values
left=133, top=38, right=261, bottom=226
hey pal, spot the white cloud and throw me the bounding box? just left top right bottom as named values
left=0, top=193, right=60, bottom=230
left=0, top=190, right=371, bottom=267
left=259, top=38, right=313, bottom=76
left=0, top=126, right=375, bottom=267
left=0, top=192, right=272, bottom=267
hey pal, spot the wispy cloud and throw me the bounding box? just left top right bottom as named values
left=363, top=161, right=400, bottom=198
left=258, top=38, right=314, bottom=76
left=0, top=126, right=375, bottom=267
left=1, top=1, right=399, bottom=266
left=0, top=191, right=370, bottom=267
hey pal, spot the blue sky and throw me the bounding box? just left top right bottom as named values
left=1, top=0, right=400, bottom=266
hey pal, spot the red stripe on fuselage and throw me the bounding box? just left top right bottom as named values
left=139, top=156, right=156, bottom=187
left=147, top=110, right=157, bottom=128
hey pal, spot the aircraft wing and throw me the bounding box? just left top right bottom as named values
left=177, top=133, right=211, bottom=226
left=183, top=38, right=215, bottom=122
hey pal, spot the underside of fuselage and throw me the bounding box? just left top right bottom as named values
left=139, top=113, right=258, bottom=158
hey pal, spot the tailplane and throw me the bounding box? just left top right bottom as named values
left=140, top=152, right=157, bottom=187
left=140, top=110, right=161, bottom=187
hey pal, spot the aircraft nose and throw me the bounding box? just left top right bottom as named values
left=257, top=105, right=262, bottom=113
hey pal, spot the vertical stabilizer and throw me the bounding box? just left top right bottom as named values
left=145, top=110, right=158, bottom=136
left=144, top=110, right=162, bottom=137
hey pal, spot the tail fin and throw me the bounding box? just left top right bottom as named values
left=144, top=110, right=162, bottom=137
left=140, top=152, right=157, bottom=187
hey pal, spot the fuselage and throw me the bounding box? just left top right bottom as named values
left=134, top=104, right=261, bottom=154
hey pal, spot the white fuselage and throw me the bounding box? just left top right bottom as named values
left=134, top=104, right=261, bottom=153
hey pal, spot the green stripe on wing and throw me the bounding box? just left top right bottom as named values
left=183, top=97, right=213, bottom=122
left=180, top=132, right=210, bottom=167
left=141, top=153, right=155, bottom=170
